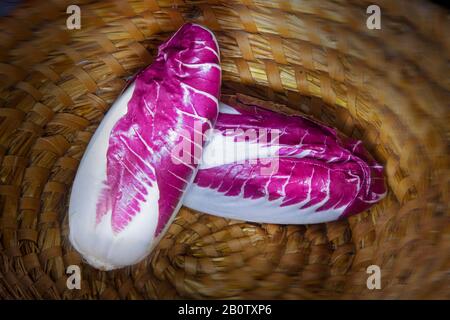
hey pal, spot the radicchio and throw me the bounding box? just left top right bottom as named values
left=69, top=23, right=221, bottom=270
left=183, top=96, right=386, bottom=224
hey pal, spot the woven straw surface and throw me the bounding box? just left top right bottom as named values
left=0, top=0, right=449, bottom=299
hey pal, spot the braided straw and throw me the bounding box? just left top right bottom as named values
left=0, top=0, right=448, bottom=299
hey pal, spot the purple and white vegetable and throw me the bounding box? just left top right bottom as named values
left=69, top=23, right=221, bottom=270
left=183, top=97, right=386, bottom=224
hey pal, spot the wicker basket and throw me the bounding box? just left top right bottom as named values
left=0, top=0, right=448, bottom=300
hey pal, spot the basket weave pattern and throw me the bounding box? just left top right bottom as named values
left=0, top=0, right=448, bottom=299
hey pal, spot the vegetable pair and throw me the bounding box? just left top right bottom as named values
left=69, top=24, right=385, bottom=270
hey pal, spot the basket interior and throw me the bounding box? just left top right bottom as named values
left=0, top=0, right=448, bottom=299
